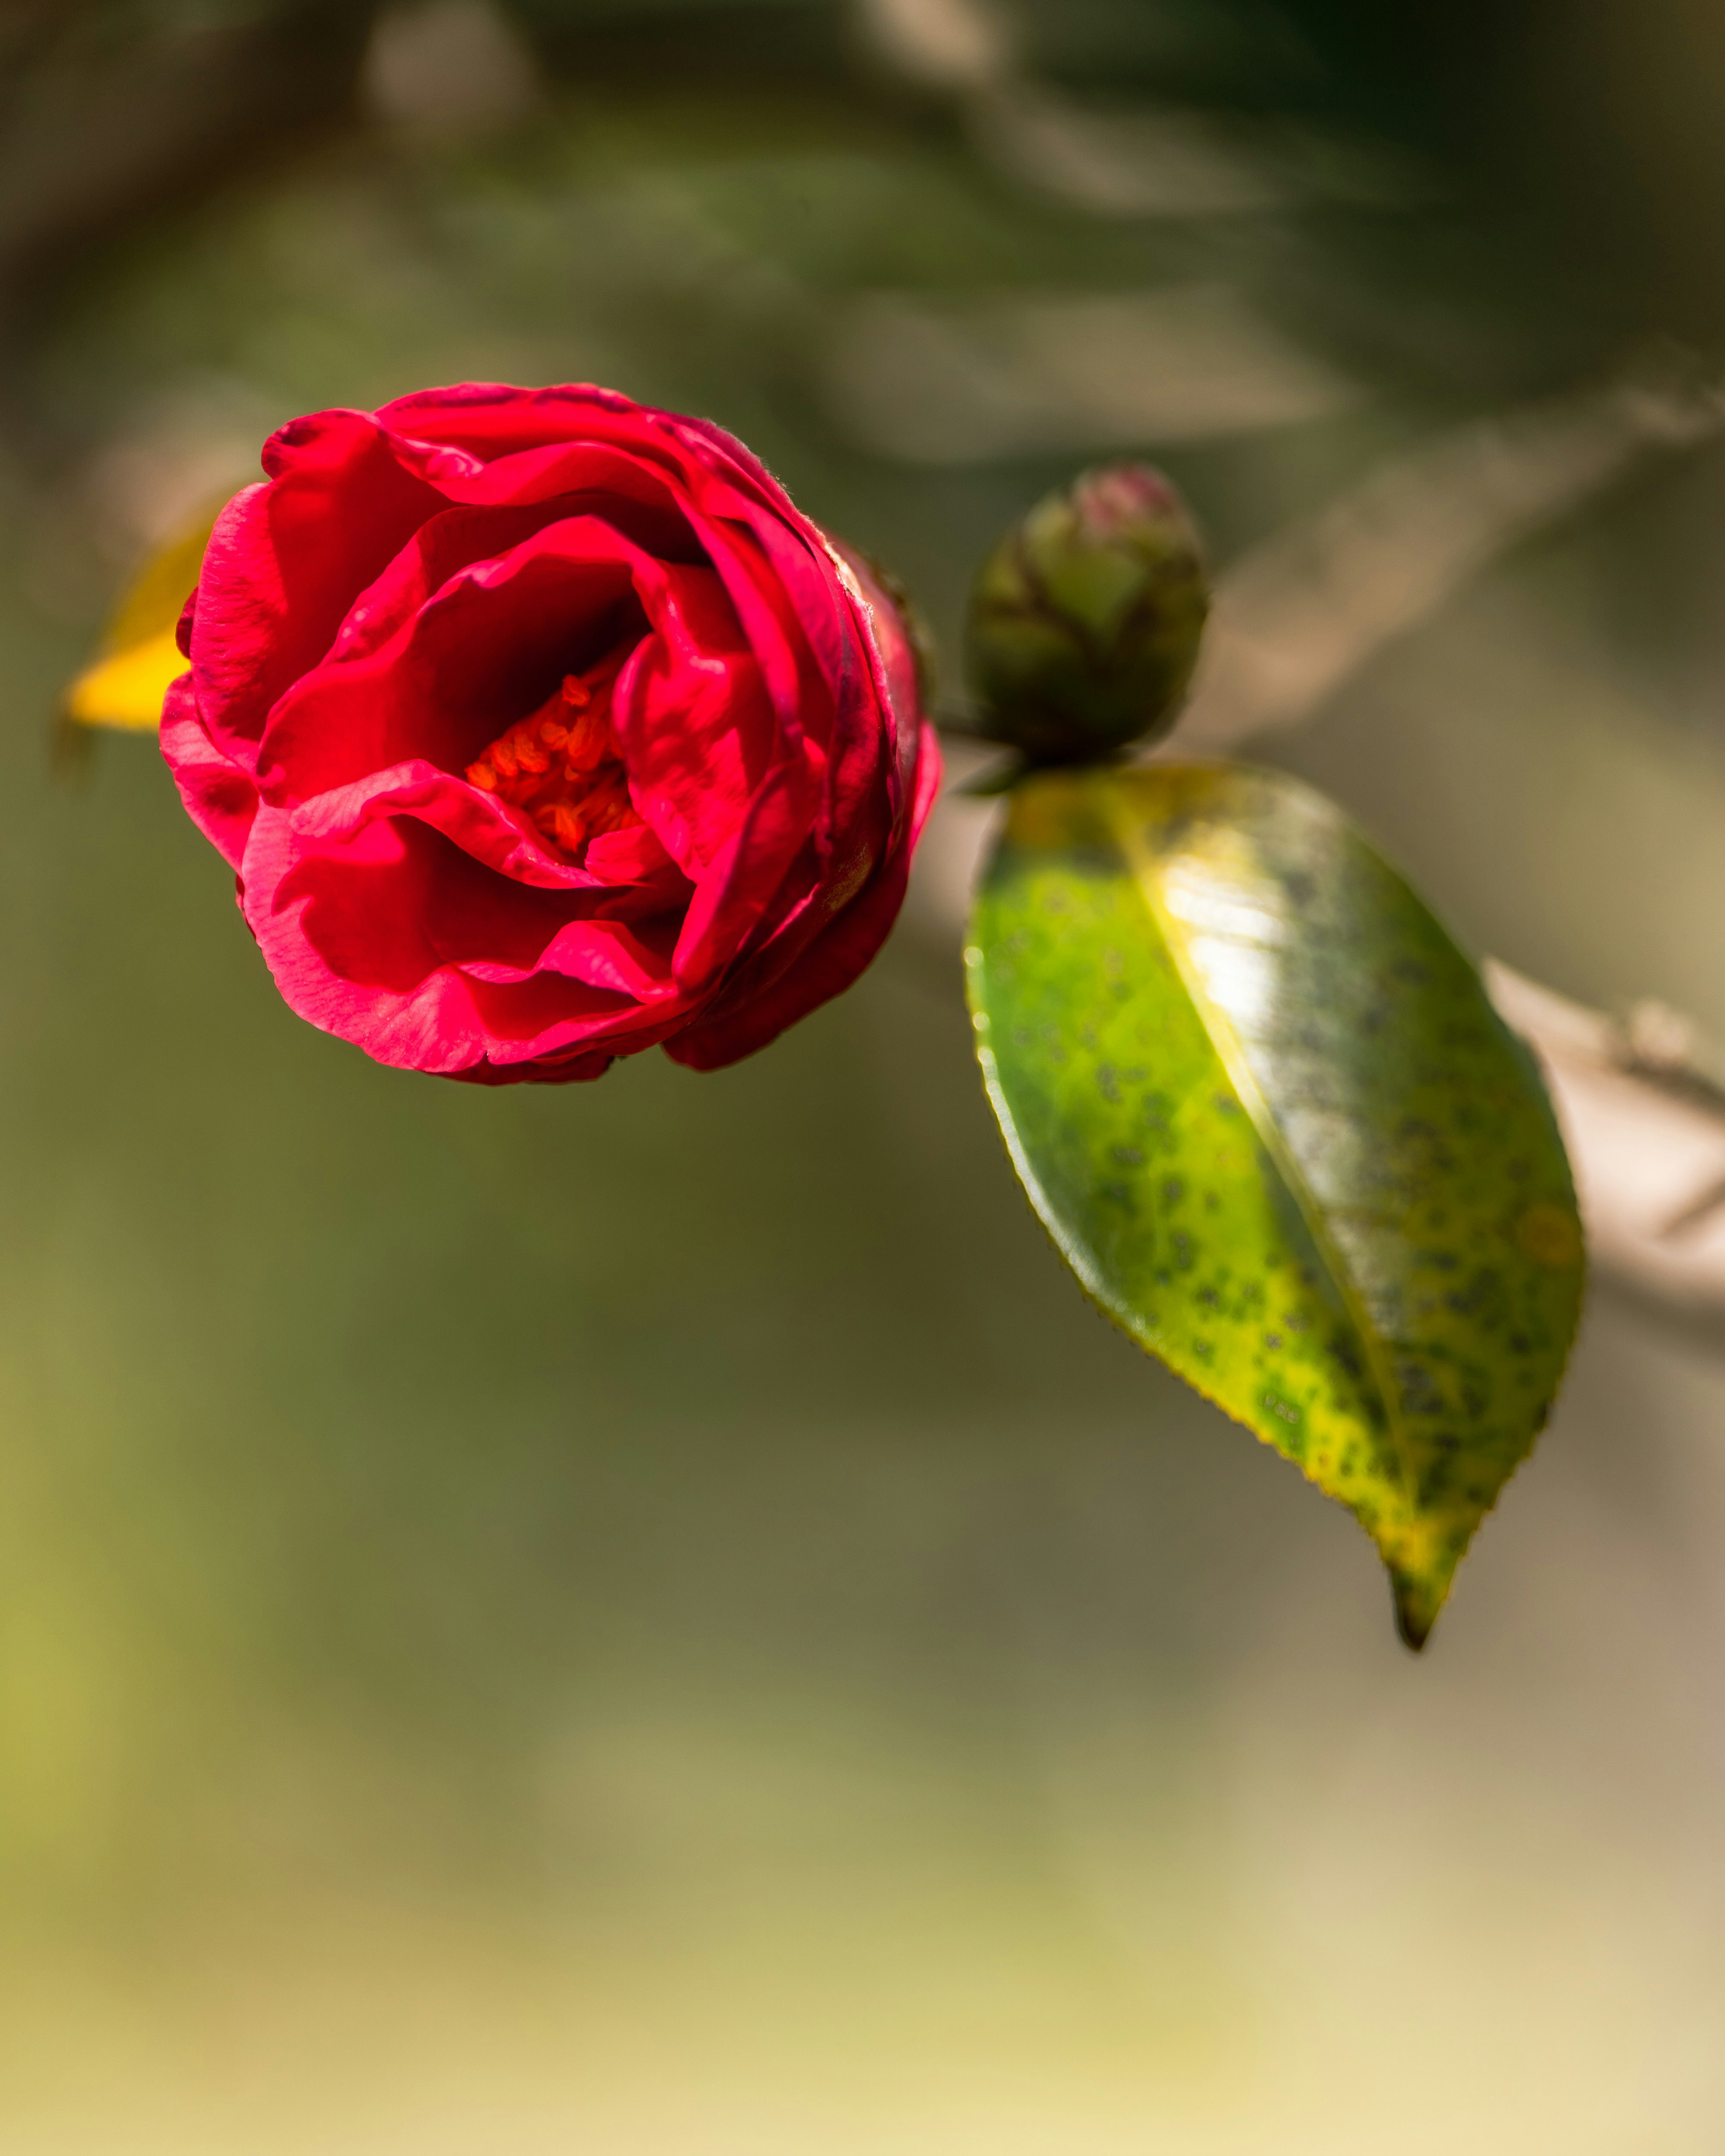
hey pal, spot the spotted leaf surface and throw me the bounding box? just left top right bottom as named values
left=967, top=763, right=1583, bottom=1645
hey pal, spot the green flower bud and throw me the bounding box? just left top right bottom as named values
left=963, top=463, right=1210, bottom=762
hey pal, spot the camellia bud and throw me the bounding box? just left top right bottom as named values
left=963, top=463, right=1209, bottom=762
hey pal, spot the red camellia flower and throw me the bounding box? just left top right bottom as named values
left=162, top=383, right=941, bottom=1082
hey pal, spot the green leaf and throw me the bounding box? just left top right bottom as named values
left=966, top=763, right=1583, bottom=1648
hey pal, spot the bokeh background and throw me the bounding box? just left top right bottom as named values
left=4, top=2, right=1725, bottom=2148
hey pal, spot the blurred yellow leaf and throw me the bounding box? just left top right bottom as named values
left=63, top=627, right=188, bottom=732
left=62, top=499, right=230, bottom=733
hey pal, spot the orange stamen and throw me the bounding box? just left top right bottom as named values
left=465, top=659, right=641, bottom=857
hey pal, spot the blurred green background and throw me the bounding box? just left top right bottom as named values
left=4, top=2, right=1725, bottom=2148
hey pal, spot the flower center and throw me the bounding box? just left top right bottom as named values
left=465, top=658, right=641, bottom=854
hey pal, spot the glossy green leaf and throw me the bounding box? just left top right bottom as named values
left=966, top=763, right=1583, bottom=1647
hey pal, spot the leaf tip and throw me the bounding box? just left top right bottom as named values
left=1391, top=1573, right=1442, bottom=1653
left=49, top=708, right=99, bottom=787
